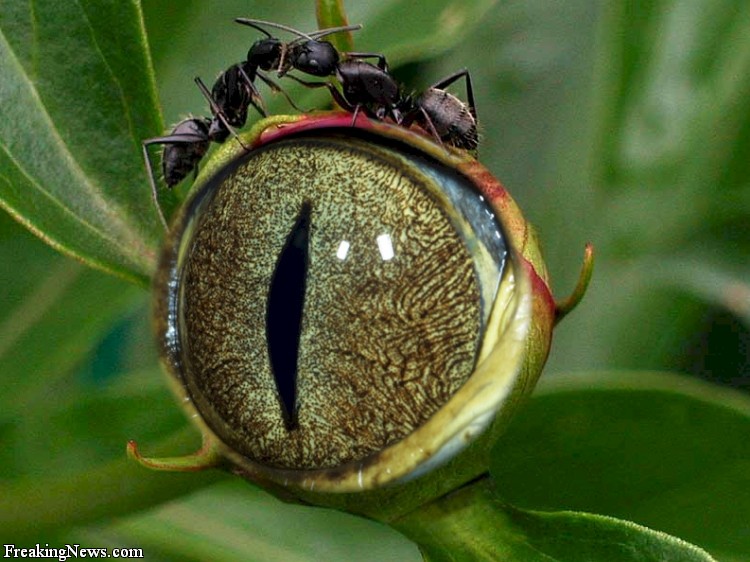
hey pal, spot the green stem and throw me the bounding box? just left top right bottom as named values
left=392, top=475, right=520, bottom=561
left=391, top=475, right=716, bottom=562
left=316, top=0, right=355, bottom=52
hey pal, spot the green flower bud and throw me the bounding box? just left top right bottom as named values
left=130, top=113, right=592, bottom=519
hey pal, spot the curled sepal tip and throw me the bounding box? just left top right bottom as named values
left=126, top=433, right=223, bottom=472
left=555, top=243, right=594, bottom=324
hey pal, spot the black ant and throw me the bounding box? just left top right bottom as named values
left=141, top=69, right=257, bottom=229
left=297, top=59, right=478, bottom=152
left=237, top=19, right=402, bottom=123
left=142, top=21, right=361, bottom=228
left=142, top=116, right=212, bottom=229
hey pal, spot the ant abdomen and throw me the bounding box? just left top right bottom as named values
left=417, top=89, right=478, bottom=151
left=161, top=118, right=212, bottom=187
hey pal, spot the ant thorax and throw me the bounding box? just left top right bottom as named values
left=248, top=38, right=283, bottom=71
left=290, top=40, right=339, bottom=77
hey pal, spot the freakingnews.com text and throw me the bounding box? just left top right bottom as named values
left=3, top=545, right=144, bottom=561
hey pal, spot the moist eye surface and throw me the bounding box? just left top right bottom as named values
left=177, top=134, right=506, bottom=469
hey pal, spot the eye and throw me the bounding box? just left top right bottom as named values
left=155, top=125, right=525, bottom=489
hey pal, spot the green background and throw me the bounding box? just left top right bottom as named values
left=0, top=0, right=748, bottom=560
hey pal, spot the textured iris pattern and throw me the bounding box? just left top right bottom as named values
left=181, top=136, right=483, bottom=469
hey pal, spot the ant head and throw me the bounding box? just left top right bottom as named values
left=290, top=40, right=339, bottom=77
left=247, top=38, right=283, bottom=71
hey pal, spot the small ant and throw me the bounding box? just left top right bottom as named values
left=142, top=21, right=361, bottom=228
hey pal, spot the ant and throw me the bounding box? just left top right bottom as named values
left=237, top=20, right=477, bottom=151
left=299, top=59, right=478, bottom=152
left=236, top=19, right=403, bottom=123
left=200, top=20, right=362, bottom=141
left=142, top=21, right=361, bottom=229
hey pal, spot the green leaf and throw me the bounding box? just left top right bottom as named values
left=0, top=428, right=226, bottom=543
left=490, top=371, right=750, bottom=560
left=70, top=480, right=420, bottom=562
left=393, top=477, right=714, bottom=562
left=0, top=213, right=142, bottom=417
left=316, top=0, right=355, bottom=54
left=347, top=0, right=501, bottom=66
left=592, top=1, right=750, bottom=194
left=639, top=253, right=750, bottom=325
left=0, top=0, right=167, bottom=284
left=1, top=369, right=186, bottom=479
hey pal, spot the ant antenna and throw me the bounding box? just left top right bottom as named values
left=235, top=18, right=316, bottom=41
left=235, top=18, right=362, bottom=42
left=306, top=24, right=363, bottom=40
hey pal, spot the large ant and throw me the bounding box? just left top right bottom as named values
left=237, top=18, right=403, bottom=124
left=142, top=21, right=361, bottom=228
left=237, top=19, right=478, bottom=151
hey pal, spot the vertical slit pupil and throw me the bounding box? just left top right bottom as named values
left=266, top=201, right=312, bottom=431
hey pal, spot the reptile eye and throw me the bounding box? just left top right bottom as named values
left=148, top=114, right=556, bottom=492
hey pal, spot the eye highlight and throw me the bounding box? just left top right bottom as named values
left=160, top=127, right=512, bottom=479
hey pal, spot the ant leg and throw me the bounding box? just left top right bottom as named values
left=343, top=52, right=390, bottom=71
left=417, top=107, right=446, bottom=149
left=237, top=66, right=268, bottom=117
left=141, top=133, right=209, bottom=230
left=256, top=71, right=309, bottom=113
left=351, top=104, right=366, bottom=126
left=141, top=142, right=168, bottom=230
left=194, top=77, right=247, bottom=140
left=429, top=68, right=477, bottom=120
left=284, top=74, right=358, bottom=114
left=194, top=76, right=250, bottom=151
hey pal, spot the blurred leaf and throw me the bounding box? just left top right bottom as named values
left=642, top=253, right=750, bottom=325
left=0, top=0, right=167, bottom=283
left=593, top=1, right=750, bottom=193
left=316, top=0, right=356, bottom=54
left=0, top=213, right=142, bottom=416
left=491, top=371, right=750, bottom=560
left=485, top=0, right=750, bottom=382
left=346, top=0, right=500, bottom=65
left=71, top=480, right=420, bottom=562
left=394, top=477, right=714, bottom=562
left=0, top=423, right=225, bottom=543
left=1, top=369, right=185, bottom=480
